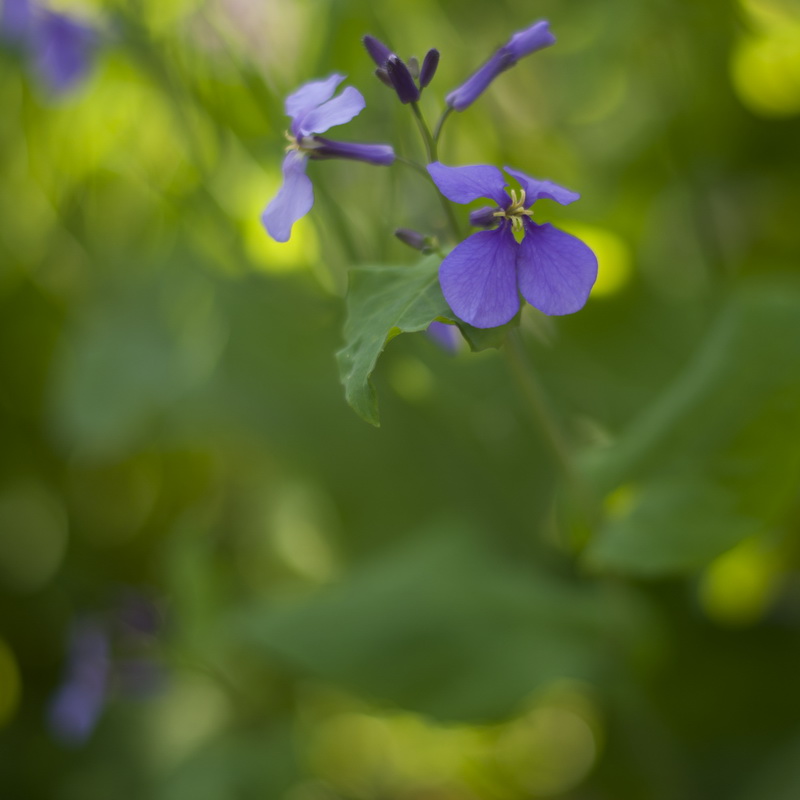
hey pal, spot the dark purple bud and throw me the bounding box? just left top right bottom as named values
left=310, top=136, right=395, bottom=166
left=419, top=49, right=440, bottom=88
left=395, top=227, right=430, bottom=252
left=363, top=34, right=392, bottom=67
left=407, top=55, right=420, bottom=80
left=469, top=205, right=499, bottom=228
left=375, top=67, right=393, bottom=88
left=446, top=20, right=555, bottom=111
left=386, top=55, right=420, bottom=104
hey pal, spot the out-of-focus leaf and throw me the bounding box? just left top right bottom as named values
left=336, top=256, right=451, bottom=426
left=234, top=522, right=649, bottom=722
left=583, top=281, right=800, bottom=575
left=735, top=734, right=800, bottom=800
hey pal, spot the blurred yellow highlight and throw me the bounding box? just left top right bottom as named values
left=560, top=223, right=633, bottom=298
left=699, top=537, right=782, bottom=626
left=0, top=638, right=21, bottom=728
left=733, top=0, right=800, bottom=116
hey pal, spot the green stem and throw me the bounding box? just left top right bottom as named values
left=410, top=101, right=437, bottom=161
left=409, top=102, right=461, bottom=241
left=504, top=329, right=598, bottom=526
left=433, top=106, right=453, bottom=147
left=395, top=155, right=430, bottom=178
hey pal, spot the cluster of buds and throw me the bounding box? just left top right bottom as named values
left=363, top=34, right=440, bottom=104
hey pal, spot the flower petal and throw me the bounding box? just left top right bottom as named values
left=439, top=225, right=520, bottom=328
left=517, top=221, right=597, bottom=315
left=428, top=162, right=508, bottom=206
left=285, top=74, right=345, bottom=119
left=34, top=11, right=96, bottom=95
left=506, top=21, right=556, bottom=61
left=293, top=86, right=366, bottom=136
left=310, top=137, right=395, bottom=165
left=261, top=151, right=314, bottom=243
left=503, top=166, right=579, bottom=206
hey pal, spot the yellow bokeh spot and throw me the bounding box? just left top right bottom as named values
left=559, top=223, right=633, bottom=298
left=604, top=484, right=638, bottom=520
left=732, top=0, right=800, bottom=117
left=0, top=637, right=21, bottom=728
left=699, top=537, right=781, bottom=626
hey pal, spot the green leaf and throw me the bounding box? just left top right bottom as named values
left=456, top=314, right=520, bottom=352
left=234, top=521, right=649, bottom=722
left=336, top=256, right=451, bottom=426
left=582, top=281, right=800, bottom=576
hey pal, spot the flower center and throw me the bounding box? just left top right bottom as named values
left=284, top=130, right=320, bottom=154
left=493, top=188, right=533, bottom=232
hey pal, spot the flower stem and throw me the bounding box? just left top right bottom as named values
left=504, top=328, right=599, bottom=528
left=433, top=106, right=453, bottom=147
left=409, top=101, right=461, bottom=241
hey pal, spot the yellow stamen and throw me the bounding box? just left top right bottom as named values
left=492, top=188, right=533, bottom=231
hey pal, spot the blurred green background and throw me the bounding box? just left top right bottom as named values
left=2, top=0, right=800, bottom=798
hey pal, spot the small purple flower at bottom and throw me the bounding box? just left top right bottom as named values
left=428, top=162, right=597, bottom=329
left=262, top=74, right=395, bottom=242
left=47, top=620, right=110, bottom=746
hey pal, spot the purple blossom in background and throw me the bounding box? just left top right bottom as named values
left=47, top=620, right=110, bottom=746
left=427, top=320, right=462, bottom=353
left=262, top=74, right=395, bottom=242
left=33, top=9, right=96, bottom=94
left=428, top=162, right=597, bottom=328
left=0, top=0, right=33, bottom=41
left=446, top=20, right=555, bottom=111
left=47, top=593, right=166, bottom=746
left=0, top=0, right=97, bottom=94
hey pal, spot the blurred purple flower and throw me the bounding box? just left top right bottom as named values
left=1, top=0, right=33, bottom=41
left=33, top=9, right=96, bottom=94
left=0, top=0, right=97, bottom=95
left=446, top=20, right=555, bottom=111
left=47, top=592, right=166, bottom=746
left=428, top=162, right=597, bottom=328
left=48, top=620, right=110, bottom=746
left=262, top=74, right=395, bottom=242
left=427, top=320, right=461, bottom=353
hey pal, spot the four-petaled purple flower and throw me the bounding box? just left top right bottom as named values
left=428, top=162, right=597, bottom=328
left=446, top=20, right=555, bottom=111
left=262, top=74, right=395, bottom=242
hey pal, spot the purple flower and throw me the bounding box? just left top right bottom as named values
left=1, top=0, right=33, bottom=41
left=1, top=1, right=96, bottom=95
left=262, top=74, right=395, bottom=242
left=428, top=162, right=597, bottom=328
left=446, top=20, right=555, bottom=111
left=47, top=620, right=110, bottom=746
left=427, top=320, right=462, bottom=353
left=33, top=9, right=96, bottom=94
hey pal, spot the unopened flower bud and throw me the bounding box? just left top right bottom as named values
left=419, top=49, right=440, bottom=88
left=363, top=34, right=392, bottom=66
left=394, top=227, right=433, bottom=253
left=407, top=55, right=420, bottom=80
left=375, top=67, right=393, bottom=87
left=386, top=55, right=420, bottom=103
